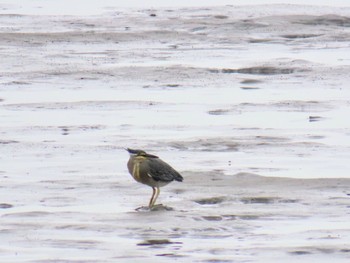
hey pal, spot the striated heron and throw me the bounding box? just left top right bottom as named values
left=126, top=148, right=183, bottom=209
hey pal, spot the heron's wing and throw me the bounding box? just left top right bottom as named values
left=148, top=158, right=183, bottom=182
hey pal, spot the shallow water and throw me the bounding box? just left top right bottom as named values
left=1, top=2, right=350, bottom=263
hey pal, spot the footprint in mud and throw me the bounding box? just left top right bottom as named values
left=135, top=204, right=174, bottom=212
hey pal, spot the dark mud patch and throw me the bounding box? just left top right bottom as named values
left=289, top=250, right=312, bottom=255
left=165, top=84, right=180, bottom=88
left=240, top=197, right=298, bottom=204
left=202, top=214, right=261, bottom=221
left=0, top=203, right=13, bottom=209
left=240, top=79, right=263, bottom=84
left=308, top=135, right=326, bottom=139
left=241, top=197, right=277, bottom=204
left=208, top=109, right=231, bottom=115
left=4, top=81, right=31, bottom=85
left=0, top=140, right=19, bottom=144
left=296, top=15, right=350, bottom=27
left=237, top=215, right=261, bottom=220
left=194, top=196, right=226, bottom=205
left=289, top=247, right=340, bottom=256
left=240, top=86, right=260, bottom=90
left=281, top=34, right=323, bottom=39
left=202, top=216, right=223, bottom=221
left=255, top=135, right=286, bottom=141
left=137, top=239, right=182, bottom=246
left=220, top=67, right=297, bottom=75
left=248, top=38, right=274, bottom=43
left=156, top=253, right=185, bottom=258
left=309, top=116, right=325, bottom=122
left=214, top=15, right=228, bottom=19
left=61, top=127, right=69, bottom=135
left=56, top=224, right=89, bottom=231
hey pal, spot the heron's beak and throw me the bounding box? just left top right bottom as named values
left=126, top=148, right=138, bottom=154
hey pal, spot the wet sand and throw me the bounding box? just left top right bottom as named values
left=1, top=3, right=350, bottom=263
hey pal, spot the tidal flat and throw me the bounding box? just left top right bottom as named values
left=1, top=2, right=350, bottom=262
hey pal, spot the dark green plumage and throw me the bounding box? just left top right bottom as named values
left=148, top=157, right=183, bottom=182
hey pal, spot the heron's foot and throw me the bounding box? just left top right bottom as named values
left=149, top=204, right=174, bottom=211
left=135, top=206, right=151, bottom=212
left=135, top=204, right=174, bottom=212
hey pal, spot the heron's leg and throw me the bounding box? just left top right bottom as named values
left=149, top=187, right=160, bottom=208
left=149, top=187, right=156, bottom=208
left=153, top=187, right=160, bottom=206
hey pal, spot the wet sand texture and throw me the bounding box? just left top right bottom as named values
left=1, top=4, right=350, bottom=263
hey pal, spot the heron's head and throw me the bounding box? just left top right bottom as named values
left=126, top=148, right=158, bottom=158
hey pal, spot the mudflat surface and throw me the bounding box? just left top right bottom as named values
left=1, top=3, right=350, bottom=263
